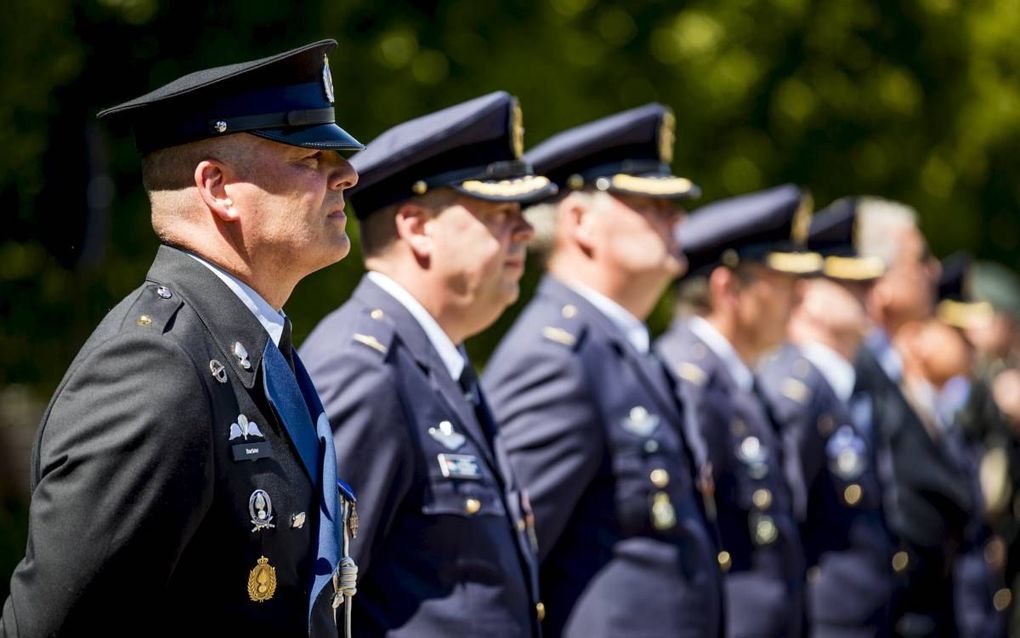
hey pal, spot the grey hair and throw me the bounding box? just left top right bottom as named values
left=524, top=190, right=614, bottom=256
left=855, top=196, right=919, bottom=267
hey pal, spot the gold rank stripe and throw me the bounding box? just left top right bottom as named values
left=610, top=173, right=695, bottom=196
left=823, top=255, right=886, bottom=281
left=542, top=326, right=577, bottom=347
left=459, top=175, right=552, bottom=197
left=766, top=251, right=823, bottom=275
left=352, top=333, right=388, bottom=354
left=676, top=361, right=707, bottom=386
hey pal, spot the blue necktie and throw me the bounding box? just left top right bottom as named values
left=261, top=339, right=341, bottom=624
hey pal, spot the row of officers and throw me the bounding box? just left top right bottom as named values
left=3, top=39, right=1019, bottom=638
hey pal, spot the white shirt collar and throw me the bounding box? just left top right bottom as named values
left=688, top=315, right=754, bottom=391
left=566, top=281, right=650, bottom=354
left=367, top=271, right=465, bottom=381
left=187, top=253, right=285, bottom=346
left=798, top=341, right=856, bottom=403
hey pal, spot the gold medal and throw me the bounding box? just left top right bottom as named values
left=651, top=492, right=677, bottom=530
left=247, top=556, right=277, bottom=602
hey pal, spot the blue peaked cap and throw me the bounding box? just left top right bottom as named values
left=524, top=103, right=700, bottom=201
left=347, top=91, right=557, bottom=218
left=680, top=184, right=821, bottom=277
left=808, top=197, right=885, bottom=281
left=98, top=40, right=362, bottom=155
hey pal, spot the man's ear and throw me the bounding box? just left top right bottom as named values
left=195, top=159, right=239, bottom=222
left=563, top=194, right=597, bottom=252
left=709, top=265, right=737, bottom=308
left=394, top=201, right=435, bottom=260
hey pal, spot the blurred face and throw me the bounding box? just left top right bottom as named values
left=734, top=264, right=800, bottom=351
left=915, top=319, right=973, bottom=387
left=231, top=136, right=358, bottom=278
left=876, top=224, right=940, bottom=327
left=592, top=192, right=686, bottom=282
left=428, top=195, right=534, bottom=331
left=964, top=311, right=1015, bottom=359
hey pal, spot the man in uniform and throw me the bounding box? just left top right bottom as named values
left=300, top=92, right=553, bottom=637
left=757, top=198, right=898, bottom=636
left=0, top=40, right=361, bottom=637
left=853, top=198, right=972, bottom=637
left=656, top=185, right=816, bottom=637
left=483, top=104, right=725, bottom=638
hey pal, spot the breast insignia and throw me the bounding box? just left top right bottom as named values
left=352, top=333, right=388, bottom=354
left=676, top=361, right=707, bottom=386
left=428, top=420, right=466, bottom=450
left=247, top=556, right=277, bottom=602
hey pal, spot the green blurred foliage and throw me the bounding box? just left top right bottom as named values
left=2, top=0, right=1020, bottom=404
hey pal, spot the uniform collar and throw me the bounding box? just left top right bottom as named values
left=688, top=315, right=754, bottom=391
left=366, top=271, right=465, bottom=380
left=798, top=341, right=856, bottom=402
left=187, top=252, right=285, bottom=346
left=565, top=281, right=649, bottom=354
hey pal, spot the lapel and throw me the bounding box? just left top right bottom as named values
left=539, top=277, right=682, bottom=424
left=352, top=278, right=498, bottom=470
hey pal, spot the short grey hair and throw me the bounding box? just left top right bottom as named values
left=525, top=190, right=615, bottom=256
left=855, top=196, right=919, bottom=267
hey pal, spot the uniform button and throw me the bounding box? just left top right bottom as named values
left=649, top=468, right=670, bottom=488
left=370, top=309, right=385, bottom=320
left=994, top=588, right=1012, bottom=612
left=752, top=488, right=772, bottom=509
left=465, top=498, right=481, bottom=515
left=717, top=551, right=732, bottom=571
left=644, top=439, right=660, bottom=454
left=136, top=315, right=152, bottom=326
left=536, top=601, right=546, bottom=620
left=844, top=483, right=862, bottom=506
left=156, top=286, right=172, bottom=299
left=561, top=304, right=577, bottom=318
left=892, top=550, right=909, bottom=572
left=754, top=516, right=778, bottom=545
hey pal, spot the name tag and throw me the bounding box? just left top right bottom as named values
left=437, top=453, right=481, bottom=480
left=232, top=441, right=273, bottom=461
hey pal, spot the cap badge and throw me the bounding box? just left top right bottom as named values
left=247, top=556, right=277, bottom=602
left=229, top=413, right=264, bottom=441
left=322, top=54, right=335, bottom=105
left=429, top=420, right=466, bottom=451
left=249, top=489, right=276, bottom=532
left=510, top=99, right=525, bottom=159
left=658, top=109, right=676, bottom=164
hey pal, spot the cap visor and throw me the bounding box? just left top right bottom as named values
left=252, top=123, right=364, bottom=152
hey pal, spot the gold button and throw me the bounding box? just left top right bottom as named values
left=562, top=304, right=577, bottom=318
left=136, top=315, right=152, bottom=326
left=844, top=484, right=862, bottom=506
left=892, top=551, right=909, bottom=572
left=536, top=601, right=546, bottom=621
left=412, top=180, right=428, bottom=195
left=649, top=468, right=670, bottom=488
left=754, top=516, right=778, bottom=544
left=465, top=498, right=481, bottom=515
left=717, top=550, right=732, bottom=571
left=994, top=588, right=1012, bottom=611
left=806, top=566, right=821, bottom=583
left=370, top=309, right=385, bottom=320
left=752, top=488, right=772, bottom=509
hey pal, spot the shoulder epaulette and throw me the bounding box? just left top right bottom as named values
left=541, top=302, right=585, bottom=349
left=128, top=282, right=185, bottom=332
left=349, top=307, right=396, bottom=357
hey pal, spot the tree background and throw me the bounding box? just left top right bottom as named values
left=2, top=0, right=1019, bottom=595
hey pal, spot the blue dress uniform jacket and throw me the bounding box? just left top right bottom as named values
left=656, top=320, right=805, bottom=638
left=299, top=276, right=541, bottom=638
left=855, top=344, right=972, bottom=637
left=1, top=245, right=338, bottom=637
left=483, top=277, right=724, bottom=638
left=758, top=345, right=896, bottom=637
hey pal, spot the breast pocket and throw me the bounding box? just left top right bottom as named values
left=421, top=471, right=507, bottom=518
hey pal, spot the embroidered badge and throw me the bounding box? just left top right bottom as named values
left=229, top=414, right=264, bottom=441
left=249, top=489, right=275, bottom=532
left=622, top=406, right=660, bottom=437
left=428, top=420, right=466, bottom=451
left=247, top=556, right=277, bottom=602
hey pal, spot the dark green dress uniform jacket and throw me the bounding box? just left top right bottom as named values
left=0, top=245, right=336, bottom=637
